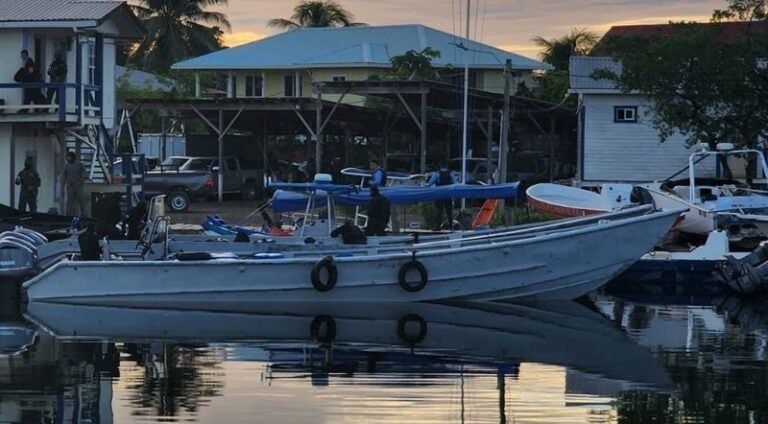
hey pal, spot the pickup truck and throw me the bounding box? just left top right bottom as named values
left=143, top=156, right=264, bottom=212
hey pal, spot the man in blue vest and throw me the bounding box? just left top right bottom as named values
left=369, top=159, right=387, bottom=188
left=426, top=161, right=456, bottom=230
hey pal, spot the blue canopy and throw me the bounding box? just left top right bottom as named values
left=271, top=182, right=519, bottom=213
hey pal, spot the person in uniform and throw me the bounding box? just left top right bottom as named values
left=15, top=159, right=41, bottom=213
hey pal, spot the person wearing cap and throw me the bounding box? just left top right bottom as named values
left=15, top=159, right=41, bottom=212
left=365, top=186, right=390, bottom=236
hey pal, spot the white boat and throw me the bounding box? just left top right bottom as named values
left=526, top=183, right=633, bottom=218
left=22, top=204, right=682, bottom=305
left=24, top=300, right=672, bottom=389
left=641, top=143, right=768, bottom=236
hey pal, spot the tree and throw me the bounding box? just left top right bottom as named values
left=268, top=1, right=365, bottom=30
left=388, top=47, right=441, bottom=80
left=532, top=28, right=598, bottom=71
left=529, top=28, right=597, bottom=103
left=129, top=0, right=230, bottom=73
left=596, top=8, right=768, bottom=149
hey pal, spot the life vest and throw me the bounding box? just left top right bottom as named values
left=437, top=169, right=452, bottom=186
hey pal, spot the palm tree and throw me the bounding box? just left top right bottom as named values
left=130, top=0, right=231, bottom=73
left=268, top=1, right=366, bottom=30
left=532, top=28, right=598, bottom=71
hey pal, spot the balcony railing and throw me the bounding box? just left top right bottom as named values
left=0, top=82, right=101, bottom=123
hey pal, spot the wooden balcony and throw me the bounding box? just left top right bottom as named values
left=0, top=83, right=102, bottom=126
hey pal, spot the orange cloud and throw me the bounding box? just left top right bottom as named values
left=223, top=31, right=268, bottom=47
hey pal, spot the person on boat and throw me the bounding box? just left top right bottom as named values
left=365, top=186, right=390, bottom=236
left=78, top=222, right=101, bottom=261
left=426, top=161, right=456, bottom=230
left=369, top=159, right=387, bottom=188
left=331, top=220, right=367, bottom=244
left=62, top=151, right=88, bottom=217
left=15, top=159, right=40, bottom=213
left=125, top=201, right=147, bottom=240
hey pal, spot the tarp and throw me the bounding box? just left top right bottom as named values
left=271, top=182, right=519, bottom=213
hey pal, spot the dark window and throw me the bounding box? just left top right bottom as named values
left=332, top=75, right=346, bottom=82
left=284, top=75, right=295, bottom=97
left=614, top=106, right=638, bottom=123
left=245, top=75, right=263, bottom=97
left=226, top=158, right=238, bottom=171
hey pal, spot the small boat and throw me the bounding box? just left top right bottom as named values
left=0, top=204, right=76, bottom=241
left=526, top=183, right=633, bottom=218
left=22, top=203, right=682, bottom=305
left=640, top=143, right=768, bottom=237
left=24, top=300, right=672, bottom=389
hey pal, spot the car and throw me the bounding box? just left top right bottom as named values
left=448, top=158, right=498, bottom=184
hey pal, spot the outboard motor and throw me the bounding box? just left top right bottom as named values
left=0, top=235, right=39, bottom=279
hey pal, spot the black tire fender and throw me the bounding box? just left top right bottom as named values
left=310, top=315, right=337, bottom=343
left=311, top=256, right=337, bottom=292
left=397, top=313, right=427, bottom=344
left=398, top=260, right=428, bottom=292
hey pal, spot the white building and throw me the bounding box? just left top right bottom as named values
left=569, top=56, right=713, bottom=187
left=0, top=0, right=143, bottom=213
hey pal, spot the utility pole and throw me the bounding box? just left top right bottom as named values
left=499, top=59, right=512, bottom=185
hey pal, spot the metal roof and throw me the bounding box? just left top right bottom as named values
left=569, top=56, right=621, bottom=91
left=116, top=66, right=176, bottom=92
left=0, top=0, right=122, bottom=22
left=173, top=24, right=550, bottom=71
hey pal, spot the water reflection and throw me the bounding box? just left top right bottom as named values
left=595, top=287, right=768, bottom=423
left=0, top=292, right=765, bottom=423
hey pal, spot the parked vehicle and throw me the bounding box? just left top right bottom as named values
left=448, top=158, right=498, bottom=184
left=143, top=156, right=264, bottom=212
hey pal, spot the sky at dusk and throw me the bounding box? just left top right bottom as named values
left=214, top=0, right=727, bottom=59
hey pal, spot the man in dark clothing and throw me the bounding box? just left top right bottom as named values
left=331, top=220, right=367, bottom=244
left=16, top=50, right=43, bottom=113
left=365, top=186, right=390, bottom=236
left=46, top=52, right=67, bottom=106
left=125, top=201, right=148, bottom=240
left=78, top=223, right=101, bottom=261
left=426, top=161, right=456, bottom=230
left=15, top=160, right=41, bottom=213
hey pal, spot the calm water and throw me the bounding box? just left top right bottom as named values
left=1, top=284, right=767, bottom=423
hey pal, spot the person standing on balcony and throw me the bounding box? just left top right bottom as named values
left=15, top=50, right=40, bottom=113
left=46, top=52, right=67, bottom=107
left=62, top=151, right=88, bottom=217
left=15, top=159, right=40, bottom=213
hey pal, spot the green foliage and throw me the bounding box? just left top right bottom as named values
left=488, top=205, right=554, bottom=227
left=531, top=70, right=573, bottom=104
left=388, top=47, right=441, bottom=81
left=268, top=1, right=365, bottom=30
left=129, top=0, right=230, bottom=73
left=532, top=28, right=598, bottom=71
left=597, top=17, right=768, bottom=148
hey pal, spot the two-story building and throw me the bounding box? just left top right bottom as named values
left=0, top=0, right=143, bottom=214
left=172, top=24, right=547, bottom=100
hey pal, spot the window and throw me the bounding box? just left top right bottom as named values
left=331, top=75, right=346, bottom=82
left=284, top=75, right=295, bottom=97
left=245, top=75, right=263, bottom=97
left=614, top=106, right=638, bottom=123
left=87, top=41, right=96, bottom=85
left=226, top=158, right=238, bottom=171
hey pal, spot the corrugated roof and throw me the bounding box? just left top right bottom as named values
left=569, top=56, right=621, bottom=91
left=173, top=24, right=550, bottom=71
left=0, top=0, right=123, bottom=22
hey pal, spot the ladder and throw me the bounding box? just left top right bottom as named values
left=472, top=198, right=499, bottom=229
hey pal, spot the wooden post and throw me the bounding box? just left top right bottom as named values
left=420, top=92, right=427, bottom=174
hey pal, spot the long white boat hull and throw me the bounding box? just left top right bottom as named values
left=644, top=187, right=715, bottom=234
left=24, top=300, right=672, bottom=389
left=23, top=208, right=682, bottom=304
